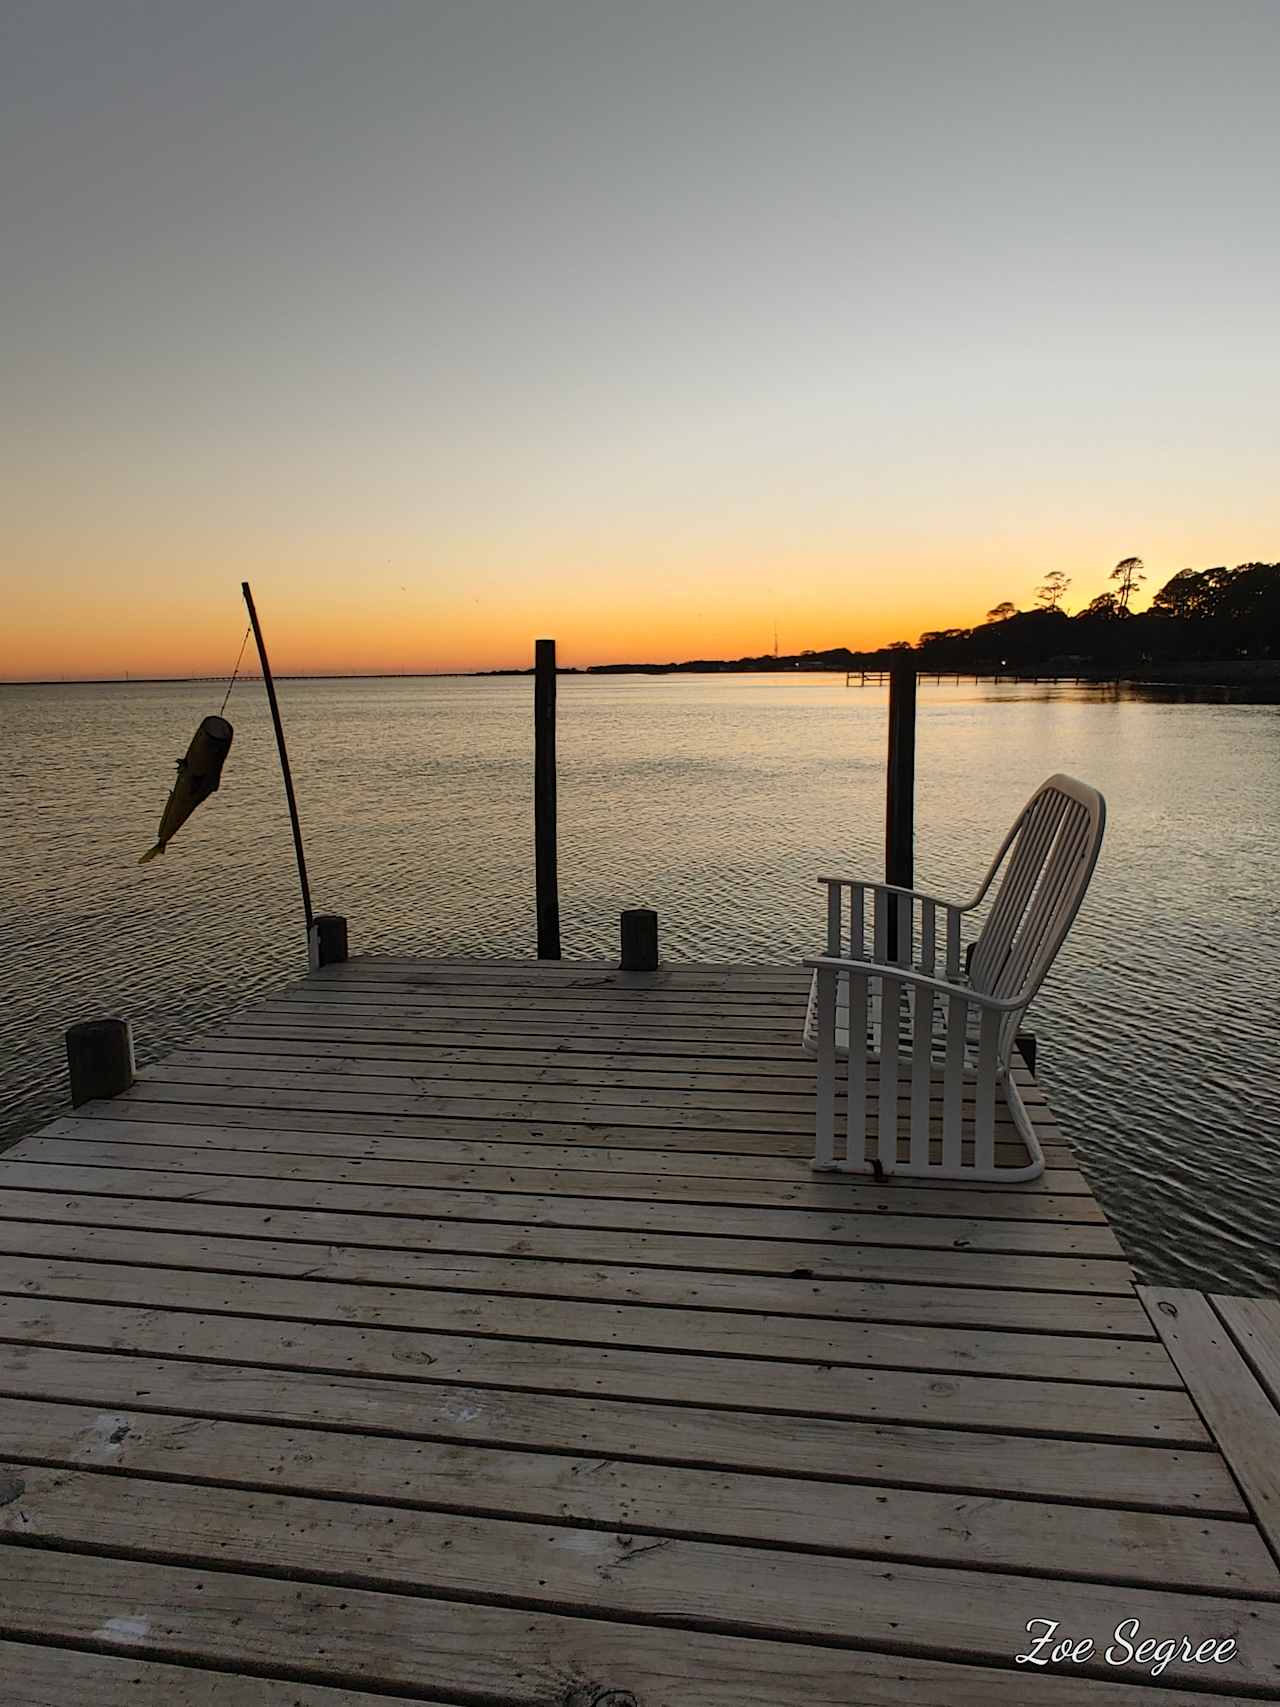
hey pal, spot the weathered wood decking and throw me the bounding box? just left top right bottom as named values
left=0, top=956, right=1277, bottom=1704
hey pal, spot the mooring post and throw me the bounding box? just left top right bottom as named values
left=308, top=913, right=349, bottom=971
left=534, top=637, right=562, bottom=959
left=621, top=908, right=659, bottom=972
left=885, top=655, right=917, bottom=959
left=1016, top=1031, right=1038, bottom=1076
left=65, top=1018, right=135, bottom=1108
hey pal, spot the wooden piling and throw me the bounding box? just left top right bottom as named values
left=65, top=1018, right=134, bottom=1107
left=621, top=908, right=659, bottom=972
left=308, top=913, right=349, bottom=971
left=534, top=638, right=561, bottom=960
left=885, top=655, right=916, bottom=958
left=241, top=581, right=314, bottom=937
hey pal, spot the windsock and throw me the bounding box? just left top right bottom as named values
left=138, top=714, right=234, bottom=863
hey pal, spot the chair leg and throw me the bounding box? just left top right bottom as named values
left=813, top=967, right=837, bottom=1170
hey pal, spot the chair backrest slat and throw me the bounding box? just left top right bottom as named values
left=968, top=776, right=1105, bottom=1016
left=995, top=810, right=1090, bottom=999
left=968, top=790, right=1059, bottom=991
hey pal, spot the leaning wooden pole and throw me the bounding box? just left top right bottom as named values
left=534, top=637, right=561, bottom=959
left=885, top=654, right=917, bottom=959
left=241, top=580, right=314, bottom=935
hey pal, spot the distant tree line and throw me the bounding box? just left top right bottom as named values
left=909, top=558, right=1280, bottom=674
left=585, top=559, right=1280, bottom=676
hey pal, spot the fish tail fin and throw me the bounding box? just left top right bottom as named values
left=138, top=843, right=165, bottom=865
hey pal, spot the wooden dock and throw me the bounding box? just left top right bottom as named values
left=1, top=955, right=1278, bottom=1704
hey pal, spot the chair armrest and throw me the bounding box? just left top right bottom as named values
left=816, top=876, right=980, bottom=913
left=802, top=954, right=1025, bottom=1012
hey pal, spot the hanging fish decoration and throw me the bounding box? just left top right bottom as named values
left=138, top=715, right=234, bottom=863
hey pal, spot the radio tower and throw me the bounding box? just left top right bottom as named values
left=773, top=619, right=779, bottom=659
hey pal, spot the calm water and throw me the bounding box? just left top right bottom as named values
left=2, top=673, right=1277, bottom=1292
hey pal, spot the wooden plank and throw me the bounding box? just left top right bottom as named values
left=147, top=1054, right=1059, bottom=1124
left=16, top=1130, right=1105, bottom=1225
left=0, top=1340, right=1240, bottom=1511
left=319, top=964, right=812, bottom=989
left=159, top=1049, right=878, bottom=1116
left=0, top=1254, right=1176, bottom=1384
left=149, top=1051, right=1059, bottom=1113
left=0, top=1643, right=410, bottom=1707
left=0, top=1186, right=1139, bottom=1295
left=0, top=1295, right=1201, bottom=1441
left=1142, top=1288, right=1280, bottom=1562
left=46, top=1092, right=1076, bottom=1171
left=240, top=1006, right=807, bottom=1047
left=1, top=1397, right=1262, bottom=1590
left=71, top=1089, right=825, bottom=1156
left=267, top=987, right=810, bottom=1024
left=176, top=1036, right=1051, bottom=1107
left=0, top=1216, right=1152, bottom=1334
left=3, top=1551, right=1262, bottom=1707
left=348, top=954, right=807, bottom=971
left=1, top=1501, right=1275, bottom=1692
left=210, top=1022, right=837, bottom=1067
left=0, top=1156, right=1121, bottom=1257
left=96, top=1087, right=1069, bottom=1172
left=228, top=995, right=1054, bottom=1084
left=288, top=977, right=813, bottom=1008
left=42, top=1112, right=1094, bottom=1202
left=80, top=1085, right=1073, bottom=1168
left=132, top=1065, right=835, bottom=1130
left=138, top=1061, right=1059, bottom=1141
left=1215, top=1294, right=1280, bottom=1413
left=1212, top=1294, right=1280, bottom=1557
left=232, top=999, right=811, bottom=1053
left=327, top=958, right=816, bottom=985
left=242, top=985, right=1044, bottom=1081
left=249, top=999, right=809, bottom=1036
left=127, top=1067, right=1046, bottom=1142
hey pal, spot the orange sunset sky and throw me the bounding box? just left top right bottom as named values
left=4, top=2, right=1278, bottom=682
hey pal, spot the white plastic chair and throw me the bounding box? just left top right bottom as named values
left=802, top=774, right=1105, bottom=1181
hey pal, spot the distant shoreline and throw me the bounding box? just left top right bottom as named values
left=4, top=660, right=1280, bottom=690
left=3, top=659, right=1278, bottom=690
left=2, top=655, right=1280, bottom=689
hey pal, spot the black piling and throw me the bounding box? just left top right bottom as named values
left=621, top=909, right=659, bottom=972
left=66, top=1018, right=134, bottom=1107
left=885, top=655, right=917, bottom=957
left=534, top=638, right=562, bottom=960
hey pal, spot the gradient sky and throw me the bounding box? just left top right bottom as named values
left=3, top=0, right=1278, bottom=678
